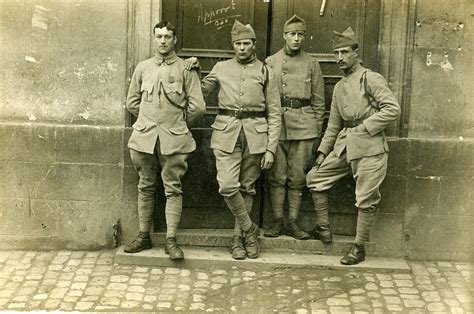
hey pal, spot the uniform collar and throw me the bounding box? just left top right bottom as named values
left=154, top=51, right=178, bottom=65
left=343, top=62, right=363, bottom=76
left=284, top=45, right=301, bottom=56
left=235, top=54, right=257, bottom=65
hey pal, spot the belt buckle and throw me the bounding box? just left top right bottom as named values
left=234, top=108, right=243, bottom=119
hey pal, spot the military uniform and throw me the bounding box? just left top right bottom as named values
left=203, top=57, right=281, bottom=197
left=306, top=27, right=400, bottom=264
left=202, top=20, right=281, bottom=259
left=126, top=50, right=205, bottom=255
left=264, top=15, right=325, bottom=239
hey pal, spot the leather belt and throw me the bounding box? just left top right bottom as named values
left=218, top=108, right=266, bottom=119
left=281, top=98, right=311, bottom=108
left=343, top=119, right=365, bottom=128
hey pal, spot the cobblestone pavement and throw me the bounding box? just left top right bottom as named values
left=0, top=250, right=472, bottom=313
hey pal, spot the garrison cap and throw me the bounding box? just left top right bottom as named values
left=284, top=14, right=306, bottom=32
left=231, top=20, right=256, bottom=42
left=332, top=26, right=358, bottom=49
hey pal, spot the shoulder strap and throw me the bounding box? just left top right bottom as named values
left=261, top=63, right=269, bottom=92
left=360, top=69, right=379, bottom=110
left=159, top=80, right=187, bottom=120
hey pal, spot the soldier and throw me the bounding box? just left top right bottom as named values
left=195, top=20, right=281, bottom=260
left=306, top=27, right=400, bottom=265
left=263, top=15, right=326, bottom=241
left=124, top=21, right=206, bottom=260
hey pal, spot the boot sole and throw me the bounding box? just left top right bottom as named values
left=123, top=245, right=152, bottom=253
left=263, top=233, right=280, bottom=238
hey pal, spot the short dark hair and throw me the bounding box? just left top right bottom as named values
left=153, top=21, right=176, bottom=36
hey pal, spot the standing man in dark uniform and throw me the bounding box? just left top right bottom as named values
left=264, top=15, right=326, bottom=240
left=200, top=20, right=281, bottom=260
left=306, top=27, right=400, bottom=264
left=124, top=21, right=205, bottom=260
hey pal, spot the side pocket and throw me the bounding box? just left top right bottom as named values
left=211, top=121, right=228, bottom=131
left=132, top=121, right=147, bottom=131
left=254, top=122, right=268, bottom=133
left=169, top=125, right=189, bottom=135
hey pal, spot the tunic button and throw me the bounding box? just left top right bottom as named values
left=282, top=72, right=285, bottom=75
left=241, top=78, right=245, bottom=82
left=282, top=84, right=286, bottom=87
left=283, top=60, right=287, bottom=63
left=240, top=92, right=244, bottom=96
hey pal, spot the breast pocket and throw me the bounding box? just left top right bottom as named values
left=162, top=81, right=184, bottom=105
left=140, top=82, right=154, bottom=102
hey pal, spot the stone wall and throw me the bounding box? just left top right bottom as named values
left=0, top=1, right=129, bottom=250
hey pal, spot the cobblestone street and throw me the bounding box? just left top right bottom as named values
left=0, top=250, right=472, bottom=312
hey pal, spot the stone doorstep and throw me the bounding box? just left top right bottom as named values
left=150, top=229, right=376, bottom=256
left=114, top=246, right=411, bottom=273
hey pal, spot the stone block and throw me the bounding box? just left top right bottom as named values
left=99, top=165, right=123, bottom=203
left=379, top=175, right=406, bottom=214
left=371, top=213, right=404, bottom=257
left=387, top=138, right=409, bottom=176
left=33, top=163, right=101, bottom=201
left=404, top=214, right=473, bottom=261
left=0, top=162, right=53, bottom=198
left=0, top=123, right=55, bottom=163
left=123, top=128, right=133, bottom=166
left=405, top=176, right=440, bottom=215
left=55, top=125, right=123, bottom=164
left=407, top=139, right=473, bottom=178
left=439, top=177, right=473, bottom=216
left=122, top=166, right=138, bottom=204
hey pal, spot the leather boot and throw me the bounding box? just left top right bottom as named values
left=124, top=232, right=152, bottom=253
left=311, top=224, right=333, bottom=244
left=244, top=223, right=260, bottom=259
left=340, top=243, right=366, bottom=265
left=164, top=237, right=184, bottom=260
left=230, top=235, right=246, bottom=260
left=287, top=220, right=310, bottom=240
left=264, top=218, right=284, bottom=238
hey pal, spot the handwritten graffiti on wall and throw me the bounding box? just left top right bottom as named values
left=196, top=0, right=241, bottom=30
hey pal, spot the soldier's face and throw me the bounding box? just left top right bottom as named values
left=334, top=46, right=359, bottom=71
left=233, top=39, right=256, bottom=62
left=154, top=27, right=177, bottom=57
left=283, top=31, right=305, bottom=51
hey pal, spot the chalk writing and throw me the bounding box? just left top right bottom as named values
left=197, top=0, right=241, bottom=30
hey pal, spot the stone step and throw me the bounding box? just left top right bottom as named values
left=114, top=246, right=411, bottom=273
left=150, top=229, right=376, bottom=256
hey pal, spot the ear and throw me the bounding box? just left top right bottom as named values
left=354, top=47, right=360, bottom=56
left=173, top=36, right=177, bottom=45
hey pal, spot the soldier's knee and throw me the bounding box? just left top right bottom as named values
left=219, top=183, right=239, bottom=198
left=359, top=206, right=377, bottom=214
left=288, top=180, right=305, bottom=191
left=269, top=177, right=286, bottom=188
left=138, top=185, right=155, bottom=197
